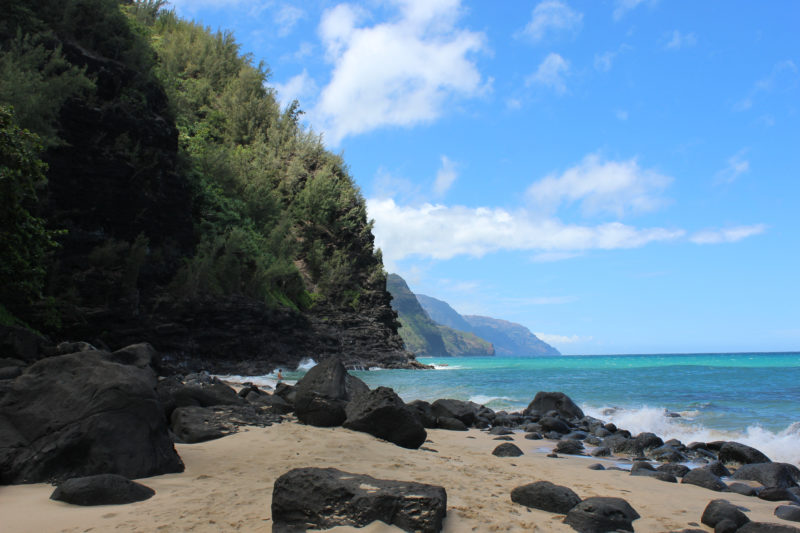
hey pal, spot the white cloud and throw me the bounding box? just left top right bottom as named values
left=613, top=0, right=648, bottom=20
left=665, top=30, right=697, bottom=50
left=714, top=150, right=750, bottom=185
left=275, top=5, right=305, bottom=37
left=594, top=51, right=616, bottom=72
left=690, top=225, right=767, bottom=244
left=526, top=153, right=672, bottom=217
left=526, top=53, right=570, bottom=94
left=367, top=198, right=685, bottom=264
left=272, top=69, right=318, bottom=109
left=735, top=59, right=798, bottom=112
left=312, top=0, right=487, bottom=145
left=520, top=1, right=583, bottom=42
left=433, top=155, right=458, bottom=196
left=535, top=332, right=589, bottom=344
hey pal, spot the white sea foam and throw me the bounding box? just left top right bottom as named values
left=214, top=374, right=281, bottom=389
left=582, top=404, right=800, bottom=466
left=469, top=394, right=514, bottom=406
left=296, top=358, right=317, bottom=371
left=430, top=363, right=463, bottom=370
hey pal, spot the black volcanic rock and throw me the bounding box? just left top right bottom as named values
left=50, top=474, right=154, bottom=506
left=524, top=391, right=584, bottom=420
left=493, top=443, right=524, bottom=457
left=294, top=357, right=368, bottom=427
left=511, top=481, right=581, bottom=513
left=271, top=467, right=447, bottom=533
left=775, top=505, right=800, bottom=523
left=701, top=499, right=750, bottom=529
left=0, top=350, right=183, bottom=484
left=682, top=468, right=729, bottom=492
left=732, top=463, right=800, bottom=489
left=431, top=399, right=479, bottom=426
left=719, top=441, right=772, bottom=465
left=564, top=497, right=640, bottom=532
left=344, top=386, right=427, bottom=449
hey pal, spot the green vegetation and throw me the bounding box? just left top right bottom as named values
left=0, top=0, right=388, bottom=330
left=0, top=106, right=62, bottom=324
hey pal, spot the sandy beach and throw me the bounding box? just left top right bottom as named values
left=1, top=418, right=790, bottom=533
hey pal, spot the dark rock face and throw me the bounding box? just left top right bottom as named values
left=0, top=325, right=47, bottom=363
left=510, top=481, right=581, bottom=514
left=564, top=497, right=640, bottom=532
left=732, top=463, right=800, bottom=490
left=431, top=399, right=478, bottom=427
left=157, top=375, right=243, bottom=418
left=0, top=351, right=183, bottom=484
left=719, top=441, right=772, bottom=465
left=408, top=400, right=437, bottom=428
left=682, top=468, right=729, bottom=492
left=492, top=443, right=524, bottom=457
left=344, top=387, right=427, bottom=449
left=271, top=467, right=447, bottom=533
left=728, top=483, right=760, bottom=497
left=524, top=392, right=584, bottom=420
left=701, top=499, right=750, bottom=529
left=775, top=505, right=800, bottom=523
left=539, top=416, right=571, bottom=434
left=293, top=358, right=367, bottom=427
left=50, top=474, right=154, bottom=506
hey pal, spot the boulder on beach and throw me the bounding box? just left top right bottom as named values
left=758, top=487, right=800, bottom=503
left=492, top=442, right=524, bottom=457
left=157, top=375, right=244, bottom=418
left=555, top=439, right=585, bottom=455
left=271, top=467, right=447, bottom=533
left=50, top=474, right=154, bottom=506
left=436, top=416, right=468, bottom=431
left=343, top=386, right=427, bottom=449
left=732, top=463, right=800, bottom=490
left=719, top=441, right=772, bottom=465
left=510, top=480, right=581, bottom=514
left=170, top=404, right=280, bottom=443
left=0, top=350, right=183, bottom=484
left=293, top=357, right=368, bottom=427
left=682, top=467, right=729, bottom=492
left=563, top=496, right=640, bottom=532
left=431, top=399, right=479, bottom=427
left=408, top=400, right=437, bottom=428
left=524, top=391, right=584, bottom=420
left=775, top=505, right=800, bottom=523
left=738, top=523, right=800, bottom=533
left=658, top=463, right=691, bottom=478
left=539, top=416, right=571, bottom=435
left=700, top=499, right=750, bottom=529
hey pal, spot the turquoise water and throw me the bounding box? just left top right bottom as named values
left=226, top=352, right=800, bottom=465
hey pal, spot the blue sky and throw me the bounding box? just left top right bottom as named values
left=168, top=0, right=799, bottom=354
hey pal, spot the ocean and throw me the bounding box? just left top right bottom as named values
left=223, top=352, right=800, bottom=466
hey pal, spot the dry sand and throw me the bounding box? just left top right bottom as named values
left=0, top=419, right=792, bottom=532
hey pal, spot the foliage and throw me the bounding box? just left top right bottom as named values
left=0, top=106, right=62, bottom=319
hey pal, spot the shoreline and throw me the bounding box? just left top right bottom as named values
left=1, top=421, right=791, bottom=532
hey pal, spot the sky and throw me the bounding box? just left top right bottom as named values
left=167, top=0, right=800, bottom=355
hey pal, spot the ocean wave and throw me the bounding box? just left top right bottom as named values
left=430, top=364, right=463, bottom=370
left=296, top=358, right=317, bottom=371
left=582, top=404, right=800, bottom=466
left=215, top=374, right=280, bottom=389
left=469, top=394, right=514, bottom=406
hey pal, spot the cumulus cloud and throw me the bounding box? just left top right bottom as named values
left=433, top=155, right=458, bottom=196
left=520, top=0, right=583, bottom=42
left=367, top=198, right=685, bottom=264
left=690, top=225, right=767, bottom=244
left=312, top=0, right=487, bottom=145
left=714, top=150, right=750, bottom=185
left=665, top=30, right=697, bottom=50
left=526, top=153, right=672, bottom=217
left=526, top=53, right=570, bottom=94
left=535, top=333, right=589, bottom=344
left=272, top=69, right=318, bottom=109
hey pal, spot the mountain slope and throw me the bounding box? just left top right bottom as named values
left=386, top=274, right=494, bottom=357
left=416, top=294, right=473, bottom=331
left=463, top=315, right=560, bottom=356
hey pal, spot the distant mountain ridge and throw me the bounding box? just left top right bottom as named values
left=416, top=294, right=560, bottom=356
left=386, top=275, right=494, bottom=357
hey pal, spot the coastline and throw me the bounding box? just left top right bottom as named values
left=1, top=420, right=792, bottom=532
